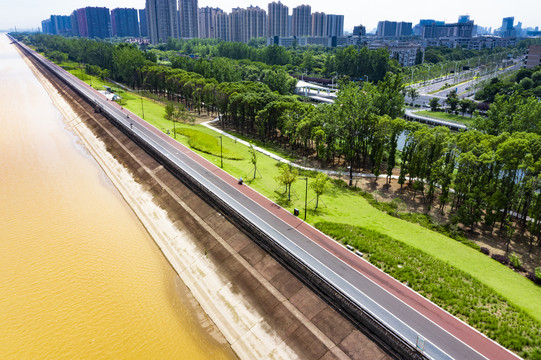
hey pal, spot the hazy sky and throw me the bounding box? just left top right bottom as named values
left=1, top=0, right=540, bottom=32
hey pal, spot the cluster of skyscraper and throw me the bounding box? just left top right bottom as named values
left=41, top=7, right=145, bottom=39
left=147, top=0, right=344, bottom=44
left=40, top=1, right=344, bottom=45
left=374, top=17, right=475, bottom=39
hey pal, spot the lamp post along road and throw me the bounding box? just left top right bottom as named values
left=141, top=98, right=145, bottom=119
left=216, top=135, right=223, bottom=168
left=301, top=177, right=308, bottom=221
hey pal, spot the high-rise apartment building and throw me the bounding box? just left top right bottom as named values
left=70, top=10, right=81, bottom=36
left=242, top=6, right=267, bottom=43
left=377, top=20, right=412, bottom=37
left=229, top=6, right=266, bottom=43
left=229, top=6, right=267, bottom=43
left=502, top=17, right=514, bottom=31
left=396, top=22, right=412, bottom=37
left=524, top=45, right=541, bottom=69
left=287, top=15, right=292, bottom=36
left=268, top=1, right=288, bottom=37
left=179, top=0, right=198, bottom=38
left=111, top=8, right=140, bottom=37
left=501, top=17, right=516, bottom=37
left=326, top=14, right=344, bottom=37
left=422, top=21, right=474, bottom=39
left=311, top=12, right=326, bottom=37
left=353, top=25, right=366, bottom=36
left=214, top=12, right=230, bottom=41
left=292, top=5, right=311, bottom=36
left=71, top=7, right=110, bottom=38
left=230, top=8, right=243, bottom=42
left=87, top=7, right=111, bottom=38
left=145, top=0, right=178, bottom=44
left=41, top=19, right=52, bottom=34
left=41, top=15, right=72, bottom=35
left=377, top=21, right=397, bottom=37
left=139, top=9, right=148, bottom=37
left=199, top=7, right=222, bottom=38
left=52, top=15, right=72, bottom=35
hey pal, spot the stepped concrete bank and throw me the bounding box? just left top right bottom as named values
left=12, top=36, right=392, bottom=359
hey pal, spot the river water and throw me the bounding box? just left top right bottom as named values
left=0, top=34, right=234, bottom=359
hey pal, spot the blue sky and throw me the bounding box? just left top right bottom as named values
left=1, top=0, right=539, bottom=32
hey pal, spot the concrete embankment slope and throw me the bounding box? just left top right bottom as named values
left=20, top=44, right=391, bottom=360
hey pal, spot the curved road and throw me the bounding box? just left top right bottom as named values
left=11, top=35, right=520, bottom=360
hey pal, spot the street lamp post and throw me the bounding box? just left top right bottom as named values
left=216, top=135, right=223, bottom=168
left=425, top=64, right=433, bottom=83
left=141, top=98, right=145, bottom=119
left=301, top=177, right=308, bottom=221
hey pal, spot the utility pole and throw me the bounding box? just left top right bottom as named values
left=141, top=98, right=145, bottom=119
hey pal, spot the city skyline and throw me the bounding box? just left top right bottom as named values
left=1, top=0, right=540, bottom=32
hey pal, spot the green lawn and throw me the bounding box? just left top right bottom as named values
left=416, top=110, right=474, bottom=126
left=316, top=223, right=541, bottom=358
left=60, top=64, right=541, bottom=352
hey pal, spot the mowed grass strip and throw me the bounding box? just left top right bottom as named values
left=176, top=128, right=243, bottom=160
left=315, top=222, right=541, bottom=359
left=415, top=110, right=474, bottom=126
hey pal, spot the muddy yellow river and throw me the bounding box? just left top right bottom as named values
left=0, top=34, right=234, bottom=359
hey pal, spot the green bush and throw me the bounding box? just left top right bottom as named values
left=510, top=253, right=522, bottom=270
left=315, top=221, right=541, bottom=358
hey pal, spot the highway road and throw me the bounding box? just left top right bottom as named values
left=11, top=35, right=521, bottom=360
left=408, top=60, right=523, bottom=108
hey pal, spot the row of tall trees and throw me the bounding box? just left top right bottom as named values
left=170, top=55, right=297, bottom=95
left=400, top=128, right=541, bottom=249
left=324, top=46, right=399, bottom=82
left=473, top=92, right=541, bottom=135
left=475, top=67, right=541, bottom=103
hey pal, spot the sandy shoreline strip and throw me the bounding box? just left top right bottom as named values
left=21, top=50, right=302, bottom=359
